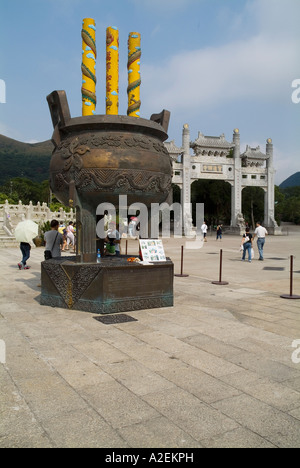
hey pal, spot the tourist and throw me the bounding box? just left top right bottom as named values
left=58, top=221, right=65, bottom=234
left=18, top=242, right=31, bottom=270
left=106, top=222, right=121, bottom=256
left=44, top=220, right=64, bottom=258
left=72, top=223, right=76, bottom=253
left=241, top=227, right=253, bottom=263
left=253, top=221, right=268, bottom=261
left=66, top=221, right=75, bottom=250
left=216, top=224, right=223, bottom=241
left=201, top=221, right=208, bottom=242
left=128, top=217, right=138, bottom=238
left=58, top=221, right=67, bottom=252
left=105, top=232, right=116, bottom=256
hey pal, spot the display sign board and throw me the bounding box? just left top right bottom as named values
left=202, top=164, right=223, bottom=173
left=139, top=239, right=167, bottom=262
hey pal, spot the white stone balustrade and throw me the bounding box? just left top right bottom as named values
left=0, top=200, right=75, bottom=242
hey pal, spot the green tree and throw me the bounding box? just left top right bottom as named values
left=0, top=177, right=50, bottom=205
left=242, top=187, right=264, bottom=228
left=275, top=186, right=286, bottom=225
left=0, top=192, right=16, bottom=204
left=191, top=180, right=231, bottom=225
left=275, top=186, right=300, bottom=225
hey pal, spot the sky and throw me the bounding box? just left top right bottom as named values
left=0, top=0, right=299, bottom=185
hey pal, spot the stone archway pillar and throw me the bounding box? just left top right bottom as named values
left=181, top=124, right=193, bottom=235
left=264, top=138, right=276, bottom=227
left=231, top=129, right=242, bottom=227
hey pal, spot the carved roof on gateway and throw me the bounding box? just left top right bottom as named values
left=164, top=140, right=183, bottom=154
left=241, top=145, right=268, bottom=160
left=191, top=132, right=233, bottom=149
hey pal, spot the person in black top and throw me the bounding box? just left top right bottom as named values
left=216, top=224, right=223, bottom=241
left=242, top=227, right=253, bottom=263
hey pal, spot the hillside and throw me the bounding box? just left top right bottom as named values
left=0, top=134, right=53, bottom=184
left=280, top=172, right=300, bottom=189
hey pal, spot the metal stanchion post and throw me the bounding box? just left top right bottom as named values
left=212, top=249, right=229, bottom=285
left=280, top=255, right=300, bottom=299
left=175, top=245, right=189, bottom=278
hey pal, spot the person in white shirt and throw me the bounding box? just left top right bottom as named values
left=201, top=221, right=208, bottom=242
left=66, top=221, right=75, bottom=249
left=254, top=222, right=268, bottom=261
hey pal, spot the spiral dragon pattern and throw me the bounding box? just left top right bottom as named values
left=127, top=32, right=141, bottom=117
left=106, top=27, right=119, bottom=115
left=81, top=18, right=97, bottom=116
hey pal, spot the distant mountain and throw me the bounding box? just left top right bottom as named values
left=280, top=172, right=300, bottom=189
left=0, top=134, right=53, bottom=185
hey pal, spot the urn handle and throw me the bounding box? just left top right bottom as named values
left=150, top=110, right=170, bottom=133
left=47, top=90, right=71, bottom=129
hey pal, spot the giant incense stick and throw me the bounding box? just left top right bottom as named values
left=81, top=18, right=97, bottom=116
left=127, top=32, right=141, bottom=117
left=106, top=26, right=119, bottom=115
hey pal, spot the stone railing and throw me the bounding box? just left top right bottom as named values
left=2, top=209, right=14, bottom=236
left=0, top=200, right=75, bottom=237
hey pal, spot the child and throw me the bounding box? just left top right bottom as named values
left=105, top=232, right=116, bottom=256
left=105, top=222, right=121, bottom=256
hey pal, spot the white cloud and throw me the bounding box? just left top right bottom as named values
left=140, top=0, right=299, bottom=116
left=142, top=33, right=298, bottom=114
left=25, top=139, right=40, bottom=144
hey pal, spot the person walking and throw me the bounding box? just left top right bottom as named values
left=15, top=219, right=38, bottom=270
left=201, top=221, right=208, bottom=242
left=241, top=227, right=253, bottom=263
left=44, top=220, right=64, bottom=258
left=18, top=242, right=32, bottom=270
left=254, top=221, right=268, bottom=261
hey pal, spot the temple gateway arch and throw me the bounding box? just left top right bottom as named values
left=165, top=125, right=281, bottom=234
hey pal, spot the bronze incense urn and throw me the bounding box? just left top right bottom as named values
left=47, top=90, right=172, bottom=260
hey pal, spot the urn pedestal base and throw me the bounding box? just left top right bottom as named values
left=41, top=256, right=174, bottom=314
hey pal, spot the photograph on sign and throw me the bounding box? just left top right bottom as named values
left=139, top=239, right=167, bottom=262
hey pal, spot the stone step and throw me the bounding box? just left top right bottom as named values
left=0, top=234, right=15, bottom=240
left=0, top=228, right=13, bottom=235
left=0, top=245, right=19, bottom=249
left=0, top=236, right=19, bottom=248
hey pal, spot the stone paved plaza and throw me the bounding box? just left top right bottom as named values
left=0, top=229, right=300, bottom=448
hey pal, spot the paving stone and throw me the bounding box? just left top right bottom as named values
left=200, top=427, right=277, bottom=448
left=212, top=394, right=300, bottom=448
left=117, top=416, right=202, bottom=448
left=143, top=388, right=239, bottom=442
left=0, top=231, right=300, bottom=448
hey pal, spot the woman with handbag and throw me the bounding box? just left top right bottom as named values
left=44, top=220, right=64, bottom=260
left=241, top=227, right=253, bottom=263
